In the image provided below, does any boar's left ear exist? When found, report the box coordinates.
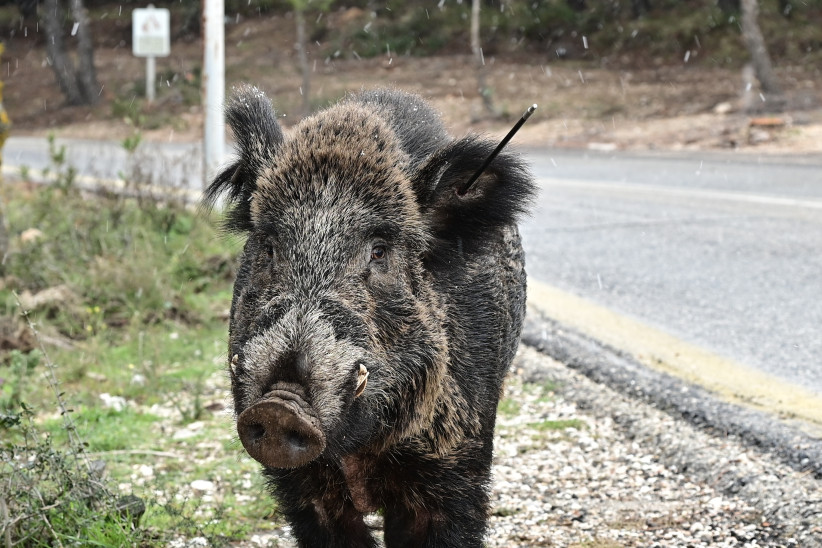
[202,85,284,233]
[411,136,535,244]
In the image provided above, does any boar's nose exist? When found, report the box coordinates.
[237,388,326,469]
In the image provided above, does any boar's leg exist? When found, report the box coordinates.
[285,504,376,548]
[383,488,489,548]
[264,464,378,548]
[381,449,491,548]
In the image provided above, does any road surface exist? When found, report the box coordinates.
[520,149,822,404]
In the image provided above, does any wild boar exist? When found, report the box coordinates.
[204,86,535,547]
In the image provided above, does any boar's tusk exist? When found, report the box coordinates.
[230,354,239,377]
[355,364,369,399]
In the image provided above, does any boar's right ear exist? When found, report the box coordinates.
[202,85,284,233]
[411,136,535,246]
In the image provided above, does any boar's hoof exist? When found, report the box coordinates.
[237,392,325,469]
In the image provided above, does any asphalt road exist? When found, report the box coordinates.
[5,137,822,401]
[520,149,822,396]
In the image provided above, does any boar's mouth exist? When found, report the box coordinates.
[237,386,325,469]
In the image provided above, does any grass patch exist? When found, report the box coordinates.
[498,396,522,418]
[42,406,160,452]
[0,145,284,544]
[527,418,587,432]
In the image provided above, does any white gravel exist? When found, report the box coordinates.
[231,345,821,547]
[487,345,820,547]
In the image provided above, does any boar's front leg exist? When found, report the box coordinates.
[381,446,491,548]
[264,464,378,548]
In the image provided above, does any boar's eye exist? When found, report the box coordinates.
[370,244,387,263]
[265,243,275,262]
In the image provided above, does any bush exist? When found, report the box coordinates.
[0,406,141,546]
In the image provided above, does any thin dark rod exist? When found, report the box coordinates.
[456,104,538,196]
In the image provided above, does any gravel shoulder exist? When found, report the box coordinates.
[495,341,821,547]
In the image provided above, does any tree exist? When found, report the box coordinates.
[0,45,8,274]
[289,0,332,116]
[471,0,496,117]
[740,0,785,110]
[631,0,652,18]
[41,0,100,106]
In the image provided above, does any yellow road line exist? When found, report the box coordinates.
[528,278,822,434]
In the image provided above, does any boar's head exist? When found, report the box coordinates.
[204,86,532,470]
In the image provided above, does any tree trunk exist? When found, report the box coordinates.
[69,0,99,104]
[631,0,652,18]
[717,0,740,14]
[471,0,495,117]
[42,0,84,105]
[41,0,98,106]
[294,7,311,116]
[0,44,8,274]
[740,0,785,110]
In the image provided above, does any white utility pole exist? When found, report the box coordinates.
[202,0,225,188]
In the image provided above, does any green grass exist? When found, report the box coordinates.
[527,418,587,432]
[43,406,161,451]
[497,396,522,418]
[0,150,283,545]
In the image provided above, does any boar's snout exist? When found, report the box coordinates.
[237,387,325,469]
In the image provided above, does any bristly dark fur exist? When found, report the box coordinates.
[343,88,450,171]
[204,86,535,548]
[412,135,533,245]
[202,84,285,233]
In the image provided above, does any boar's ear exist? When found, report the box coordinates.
[412,136,535,244]
[202,85,284,233]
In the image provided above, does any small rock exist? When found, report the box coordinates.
[20,228,44,244]
[115,495,146,526]
[205,401,225,412]
[136,464,154,478]
[18,285,78,310]
[190,479,215,493]
[99,393,128,412]
[87,371,107,382]
[173,428,197,440]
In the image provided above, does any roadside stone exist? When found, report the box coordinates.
[190,479,215,493]
[173,421,205,440]
[130,373,147,386]
[99,392,128,412]
[136,464,154,478]
[20,228,44,244]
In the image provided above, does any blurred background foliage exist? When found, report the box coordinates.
[0,0,819,65]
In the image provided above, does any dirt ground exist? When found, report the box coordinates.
[3,12,821,155]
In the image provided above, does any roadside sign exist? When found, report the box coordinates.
[132,6,170,57]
